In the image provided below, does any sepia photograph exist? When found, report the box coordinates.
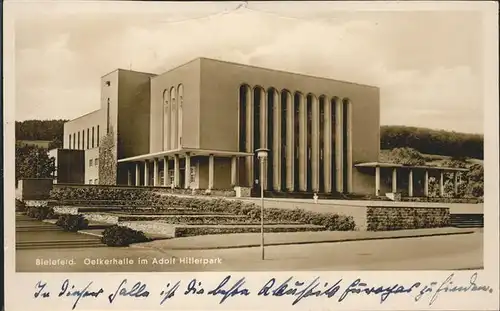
[10,1,488,275]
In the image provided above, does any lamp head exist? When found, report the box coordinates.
[255,148,270,160]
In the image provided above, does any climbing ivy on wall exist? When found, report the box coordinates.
[98,126,117,185]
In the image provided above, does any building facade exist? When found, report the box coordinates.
[57,57,463,196]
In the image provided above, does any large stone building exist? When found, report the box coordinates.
[54,57,465,197]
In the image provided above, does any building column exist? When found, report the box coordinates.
[285,93,294,191]
[298,94,307,191]
[260,88,268,190]
[208,154,214,190]
[163,156,169,187]
[346,100,353,193]
[127,166,132,186]
[173,154,180,188]
[272,91,281,191]
[335,99,344,193]
[454,172,459,195]
[392,168,397,193]
[375,166,381,196]
[153,158,159,186]
[439,171,444,196]
[144,160,150,186]
[245,86,254,187]
[408,169,414,197]
[311,96,320,192]
[231,156,237,187]
[424,170,429,197]
[323,98,332,193]
[135,162,140,186]
[184,153,191,189]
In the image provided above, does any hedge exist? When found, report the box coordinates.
[153,196,356,231]
[101,225,151,247]
[26,206,56,220]
[50,187,153,202]
[56,214,89,232]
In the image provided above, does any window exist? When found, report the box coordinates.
[82,130,85,149]
[97,126,100,146]
[92,127,95,148]
[94,179,98,184]
[73,133,76,149]
[95,158,99,167]
[89,180,93,184]
[89,159,93,167]
[190,166,196,183]
[77,132,80,149]
[87,129,90,149]
[69,135,72,149]
[169,169,175,185]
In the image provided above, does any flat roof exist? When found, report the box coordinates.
[118,148,254,163]
[355,162,468,172]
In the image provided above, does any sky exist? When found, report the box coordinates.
[11,1,486,134]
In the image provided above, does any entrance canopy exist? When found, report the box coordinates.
[355,161,468,197]
[355,161,468,172]
[118,148,254,163]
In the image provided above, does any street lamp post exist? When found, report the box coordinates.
[255,148,269,260]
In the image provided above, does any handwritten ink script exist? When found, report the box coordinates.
[33,273,494,309]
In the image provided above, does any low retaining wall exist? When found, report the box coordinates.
[17,179,53,200]
[366,206,450,231]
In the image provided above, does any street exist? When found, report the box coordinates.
[16,230,483,272]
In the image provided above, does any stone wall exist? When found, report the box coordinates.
[98,126,117,185]
[366,206,450,231]
[17,178,53,200]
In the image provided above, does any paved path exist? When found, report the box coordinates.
[133,227,477,250]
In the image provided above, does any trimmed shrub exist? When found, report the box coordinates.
[15,199,26,213]
[56,214,89,232]
[101,225,151,247]
[26,205,56,220]
[49,186,154,202]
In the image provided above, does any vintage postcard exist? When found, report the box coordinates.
[3,1,499,310]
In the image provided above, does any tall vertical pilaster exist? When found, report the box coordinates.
[335,99,344,193]
[298,94,307,191]
[323,98,332,193]
[346,100,353,193]
[311,96,320,192]
[260,88,268,190]
[286,93,294,191]
[245,86,254,187]
[273,91,281,191]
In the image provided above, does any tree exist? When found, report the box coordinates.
[15,143,56,185]
[387,147,426,166]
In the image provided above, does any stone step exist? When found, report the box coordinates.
[17,238,101,245]
[16,243,106,250]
